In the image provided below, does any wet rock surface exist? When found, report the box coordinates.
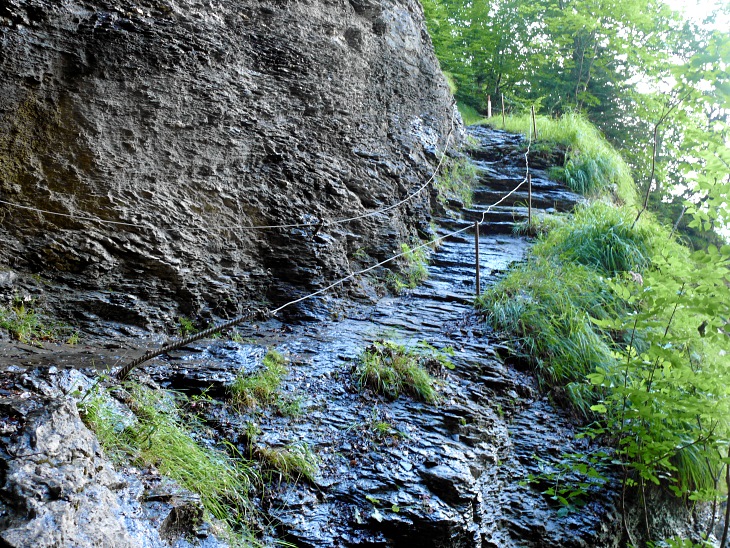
[0,0,455,330]
[0,367,222,547]
[139,126,619,546]
[0,126,625,546]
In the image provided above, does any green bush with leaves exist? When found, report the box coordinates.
[587,246,730,496]
[354,340,442,403]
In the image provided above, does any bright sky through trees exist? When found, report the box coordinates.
[664,0,730,30]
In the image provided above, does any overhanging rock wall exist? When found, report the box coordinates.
[0,0,456,330]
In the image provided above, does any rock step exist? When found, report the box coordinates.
[436,218,519,235]
[474,174,567,194]
[471,188,581,211]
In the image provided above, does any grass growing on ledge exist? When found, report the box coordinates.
[386,242,430,293]
[483,111,637,206]
[434,156,478,207]
[478,194,730,500]
[354,340,440,403]
[477,200,669,412]
[457,102,484,125]
[256,442,318,483]
[477,256,618,414]
[0,294,74,345]
[79,383,258,543]
[231,349,288,409]
[535,200,656,276]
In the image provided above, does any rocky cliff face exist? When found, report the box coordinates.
[0,0,456,330]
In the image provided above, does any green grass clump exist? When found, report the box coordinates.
[478,201,663,408]
[0,295,65,345]
[477,257,617,413]
[484,112,637,206]
[536,201,655,276]
[434,156,478,207]
[354,340,440,403]
[387,242,430,293]
[256,443,318,483]
[231,349,288,409]
[80,383,257,537]
[457,102,485,126]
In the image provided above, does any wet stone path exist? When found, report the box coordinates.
[150,126,620,547]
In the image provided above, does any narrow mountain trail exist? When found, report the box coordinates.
[143,126,620,547]
[0,126,622,547]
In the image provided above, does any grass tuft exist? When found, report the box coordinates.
[457,102,484,125]
[79,383,257,540]
[477,256,617,402]
[0,295,72,345]
[434,156,478,207]
[256,443,319,483]
[354,340,441,403]
[231,349,288,409]
[536,201,655,276]
[387,242,430,293]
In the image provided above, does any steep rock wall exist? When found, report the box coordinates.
[0,0,456,329]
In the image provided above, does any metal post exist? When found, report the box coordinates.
[528,173,532,226]
[474,221,480,296]
[531,105,538,140]
[501,94,505,128]
[487,95,492,118]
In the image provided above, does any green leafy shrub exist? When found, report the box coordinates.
[177,316,197,336]
[354,340,442,403]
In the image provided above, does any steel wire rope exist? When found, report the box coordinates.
[114,134,533,381]
[0,114,457,233]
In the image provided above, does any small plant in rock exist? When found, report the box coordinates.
[79,382,259,543]
[255,442,319,483]
[177,316,196,337]
[231,349,288,409]
[241,421,318,482]
[434,156,478,207]
[386,243,430,294]
[275,395,304,418]
[351,247,371,262]
[366,406,403,442]
[354,340,441,403]
[0,294,67,345]
[521,452,609,517]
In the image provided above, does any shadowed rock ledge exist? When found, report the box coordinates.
[0,0,457,330]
